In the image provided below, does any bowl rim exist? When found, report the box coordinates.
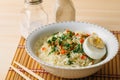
[25,21,119,70]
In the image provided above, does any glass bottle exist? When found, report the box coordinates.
[21,0,48,39]
[55,0,75,22]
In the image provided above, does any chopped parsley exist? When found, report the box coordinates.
[47,30,85,55]
[67,31,74,37]
[80,44,84,53]
[73,44,80,53]
[63,43,70,50]
[88,56,94,61]
[48,46,58,55]
[52,32,58,35]
[73,44,84,53]
[52,36,57,41]
[61,34,67,40]
[47,40,52,44]
[68,60,73,65]
[58,38,62,45]
[66,53,70,58]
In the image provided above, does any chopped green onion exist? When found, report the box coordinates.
[52,36,57,41]
[80,44,84,53]
[88,56,93,61]
[47,40,52,44]
[48,51,53,55]
[66,53,70,58]
[64,43,70,50]
[61,34,66,40]
[67,31,74,37]
[58,39,62,45]
[73,44,80,53]
[48,46,58,55]
[68,60,73,65]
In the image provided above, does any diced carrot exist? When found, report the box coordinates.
[80,38,84,43]
[60,49,67,54]
[42,47,46,51]
[66,29,70,32]
[80,55,86,60]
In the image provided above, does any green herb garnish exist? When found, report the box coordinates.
[67,31,74,37]
[68,60,73,65]
[47,40,52,44]
[66,53,70,58]
[58,38,62,45]
[88,56,93,61]
[73,44,80,53]
[48,46,58,55]
[73,44,84,53]
[63,43,70,50]
[52,36,57,41]
[61,34,66,40]
[80,44,84,53]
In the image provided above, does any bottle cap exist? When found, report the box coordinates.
[25,0,42,5]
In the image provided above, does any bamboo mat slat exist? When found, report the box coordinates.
[5,31,120,80]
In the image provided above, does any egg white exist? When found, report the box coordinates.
[83,37,106,59]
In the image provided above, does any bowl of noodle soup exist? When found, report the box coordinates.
[26,22,119,78]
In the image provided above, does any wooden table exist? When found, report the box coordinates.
[0,0,120,79]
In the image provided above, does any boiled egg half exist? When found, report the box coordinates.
[83,33,106,59]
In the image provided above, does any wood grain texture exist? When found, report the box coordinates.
[5,32,120,80]
[0,0,120,79]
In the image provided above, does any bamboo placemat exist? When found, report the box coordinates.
[5,31,120,80]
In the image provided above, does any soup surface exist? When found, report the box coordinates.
[37,30,105,67]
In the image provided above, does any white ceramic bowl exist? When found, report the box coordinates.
[25,22,119,78]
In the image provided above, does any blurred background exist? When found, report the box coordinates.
[0,0,120,79]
